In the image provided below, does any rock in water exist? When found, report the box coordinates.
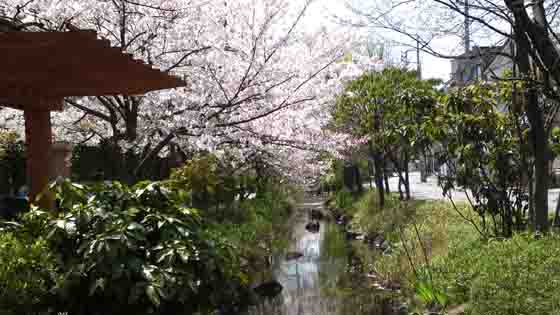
[335,214,352,226]
[253,280,283,299]
[310,209,324,221]
[345,230,362,240]
[217,284,257,315]
[377,240,390,251]
[305,220,320,233]
[285,251,304,261]
[364,232,381,245]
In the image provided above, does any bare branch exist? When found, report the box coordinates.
[65,99,112,123]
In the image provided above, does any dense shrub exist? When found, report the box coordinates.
[432,234,560,315]
[209,190,294,278]
[333,189,355,210]
[169,153,256,213]
[0,232,59,314]
[13,180,249,315]
[1,150,299,315]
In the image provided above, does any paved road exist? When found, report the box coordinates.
[364,172,560,213]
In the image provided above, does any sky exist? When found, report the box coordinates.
[302,0,457,82]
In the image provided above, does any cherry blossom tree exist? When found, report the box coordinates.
[1,0,387,184]
[0,2,313,174]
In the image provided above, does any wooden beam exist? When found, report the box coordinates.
[24,109,54,209]
[0,82,183,98]
[0,31,185,98]
[0,96,64,111]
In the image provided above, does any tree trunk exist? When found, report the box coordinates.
[255,161,264,198]
[420,150,427,183]
[343,163,356,192]
[405,150,411,200]
[370,141,385,208]
[133,132,175,179]
[528,172,535,226]
[396,154,405,200]
[514,24,550,232]
[421,151,429,183]
[398,175,404,200]
[355,165,363,194]
[531,129,550,232]
[383,160,391,193]
[368,160,374,189]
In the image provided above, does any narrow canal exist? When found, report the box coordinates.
[248,197,406,315]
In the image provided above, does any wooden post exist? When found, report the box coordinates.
[24,109,54,209]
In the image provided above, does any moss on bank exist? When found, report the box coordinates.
[330,189,560,315]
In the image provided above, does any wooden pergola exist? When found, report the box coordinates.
[0,30,185,208]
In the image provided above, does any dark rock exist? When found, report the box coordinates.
[364,233,391,251]
[329,208,342,220]
[345,230,362,240]
[364,232,381,245]
[305,220,320,233]
[347,255,364,274]
[335,214,351,226]
[382,246,393,255]
[239,257,250,268]
[218,302,250,315]
[394,303,409,315]
[252,280,283,299]
[329,207,341,215]
[310,209,324,221]
[285,251,304,261]
[377,240,390,251]
[381,280,401,291]
[217,288,258,315]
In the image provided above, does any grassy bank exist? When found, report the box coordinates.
[208,189,299,283]
[328,189,560,315]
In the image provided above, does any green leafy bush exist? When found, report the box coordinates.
[428,83,529,237]
[0,232,59,314]
[20,180,249,315]
[334,189,355,210]
[169,153,243,212]
[210,190,294,279]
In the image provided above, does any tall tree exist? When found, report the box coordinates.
[0,0,347,183]
[331,67,440,205]
[345,0,560,232]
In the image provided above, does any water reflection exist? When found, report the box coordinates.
[276,223,323,291]
[248,199,402,315]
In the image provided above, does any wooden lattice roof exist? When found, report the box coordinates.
[0,29,187,209]
[0,30,186,110]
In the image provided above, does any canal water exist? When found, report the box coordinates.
[248,197,404,315]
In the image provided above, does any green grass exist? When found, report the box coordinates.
[332,188,560,315]
[321,223,349,259]
[432,233,560,315]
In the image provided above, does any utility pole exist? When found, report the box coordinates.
[416,40,422,80]
[416,39,429,183]
[464,0,470,53]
